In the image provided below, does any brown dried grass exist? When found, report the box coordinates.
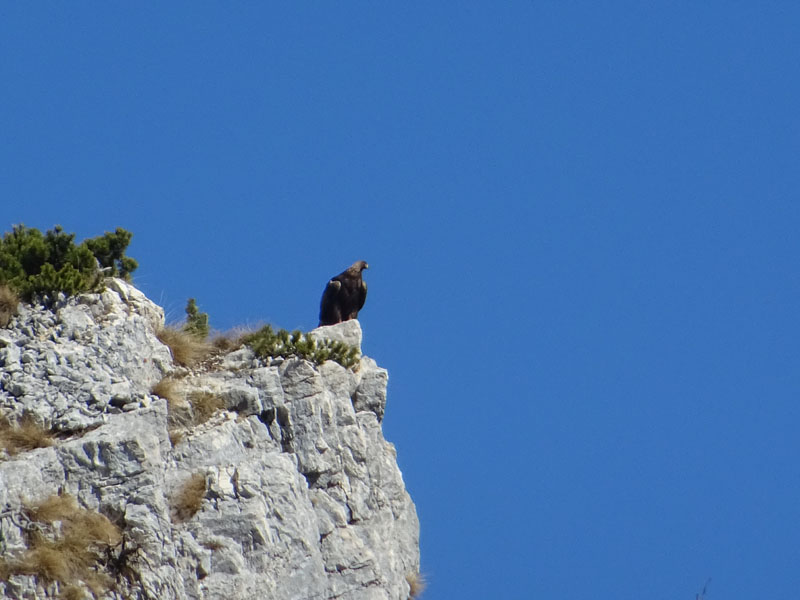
[151,377,180,405]
[188,391,225,424]
[153,377,193,432]
[60,585,88,600]
[153,378,225,432]
[27,493,80,523]
[3,493,121,596]
[0,414,54,456]
[28,494,121,547]
[0,284,19,328]
[201,539,225,551]
[211,334,239,352]
[171,473,207,523]
[168,429,185,447]
[157,326,212,367]
[407,572,427,598]
[210,325,257,352]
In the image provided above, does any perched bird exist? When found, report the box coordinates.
[318,260,368,326]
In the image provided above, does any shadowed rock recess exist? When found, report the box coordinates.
[0,279,419,600]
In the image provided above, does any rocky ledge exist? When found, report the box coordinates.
[0,279,419,600]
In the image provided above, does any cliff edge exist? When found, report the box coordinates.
[0,279,420,600]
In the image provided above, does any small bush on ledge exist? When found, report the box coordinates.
[243,325,360,369]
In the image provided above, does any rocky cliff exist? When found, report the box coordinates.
[0,279,420,600]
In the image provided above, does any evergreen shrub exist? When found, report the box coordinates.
[243,325,360,369]
[0,225,137,303]
[183,298,209,339]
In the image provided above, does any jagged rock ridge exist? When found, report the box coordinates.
[0,279,420,599]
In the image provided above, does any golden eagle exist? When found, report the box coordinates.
[319,260,368,326]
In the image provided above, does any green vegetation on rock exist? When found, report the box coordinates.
[82,227,138,280]
[0,225,137,303]
[243,325,360,369]
[183,298,210,339]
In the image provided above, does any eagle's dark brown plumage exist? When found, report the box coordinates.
[319,260,369,326]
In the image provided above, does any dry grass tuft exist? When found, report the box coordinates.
[0,414,54,456]
[168,429,184,447]
[211,334,239,352]
[188,391,226,424]
[27,493,80,523]
[60,584,88,600]
[151,377,180,405]
[0,284,19,328]
[14,536,88,582]
[210,326,256,352]
[27,494,121,548]
[201,539,225,551]
[157,326,212,367]
[80,512,121,547]
[171,473,207,523]
[3,493,121,596]
[407,572,426,598]
[153,377,193,432]
[154,378,226,434]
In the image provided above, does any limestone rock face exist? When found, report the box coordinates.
[308,319,364,349]
[0,280,419,600]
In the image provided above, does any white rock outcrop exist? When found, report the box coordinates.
[0,280,419,600]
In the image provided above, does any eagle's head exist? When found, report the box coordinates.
[351,260,369,272]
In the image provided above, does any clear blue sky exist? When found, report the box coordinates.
[2,4,799,599]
